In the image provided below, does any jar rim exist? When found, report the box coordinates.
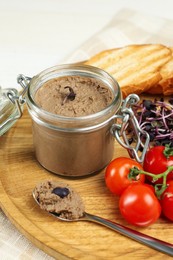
[26,64,122,128]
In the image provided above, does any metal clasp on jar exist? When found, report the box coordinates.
[111,94,150,163]
[0,75,31,134]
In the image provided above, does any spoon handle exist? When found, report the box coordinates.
[85,213,173,256]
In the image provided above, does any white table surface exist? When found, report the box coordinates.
[0,0,173,259]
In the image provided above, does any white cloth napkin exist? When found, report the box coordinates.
[65,8,173,63]
[1,8,173,260]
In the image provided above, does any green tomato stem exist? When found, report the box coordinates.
[163,144,173,158]
[129,165,173,199]
[136,166,173,180]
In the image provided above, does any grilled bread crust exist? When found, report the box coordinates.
[158,47,173,95]
[85,44,172,97]
[147,47,173,95]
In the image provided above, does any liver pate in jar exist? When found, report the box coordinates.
[24,64,122,177]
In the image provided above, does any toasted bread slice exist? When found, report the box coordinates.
[159,47,173,95]
[147,47,173,95]
[85,44,172,97]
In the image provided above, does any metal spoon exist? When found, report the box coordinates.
[33,192,173,256]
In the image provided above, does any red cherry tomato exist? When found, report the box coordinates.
[105,157,145,196]
[143,146,173,184]
[119,183,161,227]
[160,180,173,221]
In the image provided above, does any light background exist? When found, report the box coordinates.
[0,0,173,258]
[0,0,173,89]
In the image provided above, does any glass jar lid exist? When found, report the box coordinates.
[0,87,23,136]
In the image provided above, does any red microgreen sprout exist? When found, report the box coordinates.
[129,98,173,148]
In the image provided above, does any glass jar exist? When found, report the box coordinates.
[0,64,150,178]
[26,64,121,177]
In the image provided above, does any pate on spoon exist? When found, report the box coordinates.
[33,180,173,257]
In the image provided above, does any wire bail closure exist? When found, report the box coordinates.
[0,75,31,134]
[111,94,150,163]
[0,88,24,134]
[17,74,31,100]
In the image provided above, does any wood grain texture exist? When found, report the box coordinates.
[0,107,173,260]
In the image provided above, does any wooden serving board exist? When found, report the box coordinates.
[0,108,173,260]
